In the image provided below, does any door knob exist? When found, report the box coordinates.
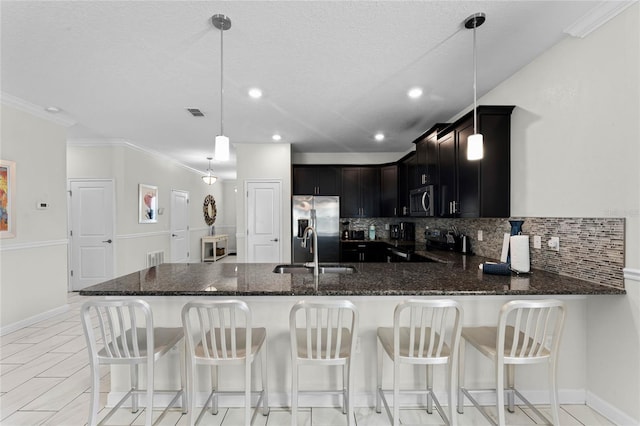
[102,239,112,244]
[270,238,279,242]
[172,234,177,237]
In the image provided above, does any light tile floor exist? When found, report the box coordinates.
[1,291,616,426]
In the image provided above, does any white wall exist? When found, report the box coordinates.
[235,143,292,262]
[67,142,227,275]
[474,4,639,423]
[0,105,69,329]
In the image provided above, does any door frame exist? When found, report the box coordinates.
[67,178,116,292]
[170,189,190,263]
[244,179,284,263]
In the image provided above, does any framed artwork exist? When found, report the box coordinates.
[139,184,158,223]
[0,160,16,238]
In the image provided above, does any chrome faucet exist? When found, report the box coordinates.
[301,226,319,277]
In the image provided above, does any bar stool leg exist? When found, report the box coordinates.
[88,362,100,426]
[291,364,298,426]
[496,359,506,426]
[145,362,154,426]
[211,365,219,415]
[261,344,269,415]
[507,364,515,413]
[244,361,251,426]
[426,365,433,414]
[393,359,400,426]
[131,365,139,413]
[550,359,561,425]
[376,339,382,413]
[457,338,466,414]
[347,361,355,426]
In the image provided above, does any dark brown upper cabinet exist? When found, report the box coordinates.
[437,105,514,218]
[380,165,398,217]
[341,167,380,218]
[292,165,341,195]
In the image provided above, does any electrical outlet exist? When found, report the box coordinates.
[477,230,483,241]
[533,236,542,249]
[548,237,560,252]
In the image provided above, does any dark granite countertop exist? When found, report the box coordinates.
[79,252,625,297]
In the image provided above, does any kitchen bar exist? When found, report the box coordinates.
[79,256,624,414]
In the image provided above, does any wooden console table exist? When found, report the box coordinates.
[201,234,228,262]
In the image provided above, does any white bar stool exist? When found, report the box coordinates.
[376,299,463,426]
[458,299,566,426]
[181,300,268,426]
[289,300,359,426]
[80,299,185,426]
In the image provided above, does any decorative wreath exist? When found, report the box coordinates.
[203,195,217,226]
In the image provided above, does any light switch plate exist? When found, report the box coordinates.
[533,235,541,249]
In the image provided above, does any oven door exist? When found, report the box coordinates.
[386,247,410,262]
[409,186,435,217]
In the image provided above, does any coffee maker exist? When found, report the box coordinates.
[389,224,400,239]
[399,222,415,241]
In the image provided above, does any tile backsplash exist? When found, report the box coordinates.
[343,216,625,289]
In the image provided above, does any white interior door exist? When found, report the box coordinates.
[170,190,189,262]
[69,180,115,291]
[247,181,281,262]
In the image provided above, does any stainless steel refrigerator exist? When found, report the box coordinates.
[292,196,340,263]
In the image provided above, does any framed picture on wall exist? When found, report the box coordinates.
[139,183,158,224]
[0,160,16,238]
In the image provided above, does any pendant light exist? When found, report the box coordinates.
[465,12,486,161]
[212,14,231,162]
[202,157,217,185]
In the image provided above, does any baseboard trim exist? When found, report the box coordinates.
[587,391,639,426]
[0,304,70,336]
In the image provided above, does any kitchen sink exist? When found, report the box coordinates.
[272,264,357,274]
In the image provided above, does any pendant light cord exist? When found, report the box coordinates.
[220,25,224,136]
[473,21,478,134]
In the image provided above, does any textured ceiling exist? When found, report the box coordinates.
[0,1,626,180]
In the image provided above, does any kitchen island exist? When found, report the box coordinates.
[79,254,624,411]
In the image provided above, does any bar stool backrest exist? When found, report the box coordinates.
[393,299,462,362]
[290,300,358,361]
[182,300,252,361]
[498,300,566,364]
[81,299,154,364]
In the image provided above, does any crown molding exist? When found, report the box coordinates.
[564,1,636,38]
[0,92,77,127]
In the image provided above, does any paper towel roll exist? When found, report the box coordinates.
[510,235,530,273]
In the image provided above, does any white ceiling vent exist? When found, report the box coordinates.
[186,108,204,117]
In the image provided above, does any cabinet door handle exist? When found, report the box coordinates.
[270,238,279,242]
[102,239,112,244]
[394,207,397,216]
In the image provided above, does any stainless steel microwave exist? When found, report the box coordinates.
[409,185,435,217]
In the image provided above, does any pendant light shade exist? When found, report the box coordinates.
[215,135,229,162]
[467,133,484,160]
[465,12,486,161]
[202,157,217,185]
[212,14,231,162]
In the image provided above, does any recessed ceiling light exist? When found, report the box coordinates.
[45,106,61,113]
[407,87,423,99]
[248,88,263,99]
[272,134,282,142]
[374,133,385,142]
